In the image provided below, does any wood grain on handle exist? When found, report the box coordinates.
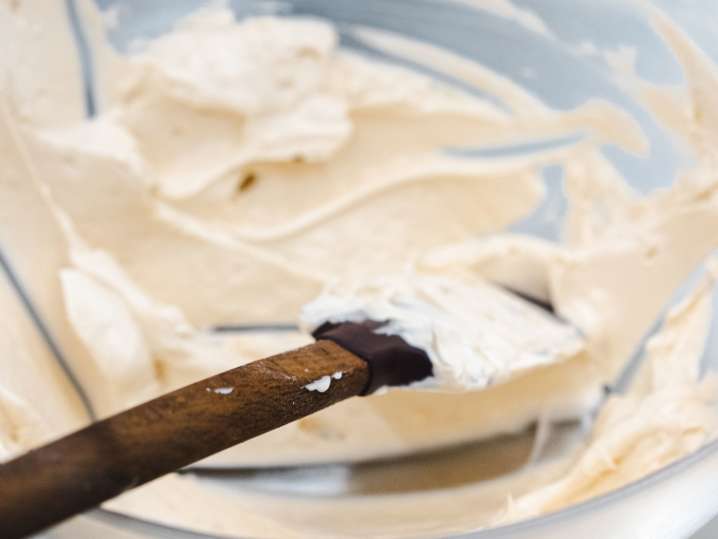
[0,340,368,539]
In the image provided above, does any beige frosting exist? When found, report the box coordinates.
[2,2,718,538]
[496,266,718,524]
[0,0,87,127]
[0,276,85,460]
[2,6,639,465]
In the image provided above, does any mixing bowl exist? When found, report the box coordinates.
[4,0,718,537]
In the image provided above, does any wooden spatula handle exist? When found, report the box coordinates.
[0,340,368,539]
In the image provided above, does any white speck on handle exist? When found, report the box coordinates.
[304,375,332,393]
[213,387,234,395]
[304,371,344,393]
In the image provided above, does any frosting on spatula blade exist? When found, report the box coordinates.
[303,276,585,392]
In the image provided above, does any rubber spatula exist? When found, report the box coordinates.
[0,297,579,539]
